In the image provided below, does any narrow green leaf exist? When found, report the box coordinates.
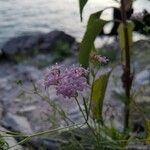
[117,21,134,49]
[79,0,88,21]
[145,119,150,144]
[91,71,111,121]
[79,11,107,68]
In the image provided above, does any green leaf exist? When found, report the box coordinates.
[16,80,23,85]
[79,11,107,68]
[79,0,88,21]
[91,71,111,121]
[117,21,134,49]
[145,119,150,144]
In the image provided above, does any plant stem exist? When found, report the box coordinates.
[7,123,84,149]
[120,0,132,131]
[74,97,101,147]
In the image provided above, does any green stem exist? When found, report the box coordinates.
[74,97,100,147]
[7,123,84,149]
[74,97,87,122]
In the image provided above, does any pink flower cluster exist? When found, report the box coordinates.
[41,64,89,98]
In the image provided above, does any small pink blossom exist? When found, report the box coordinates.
[96,55,109,64]
[90,53,109,64]
[41,64,64,88]
[41,64,89,98]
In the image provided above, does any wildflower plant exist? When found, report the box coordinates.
[1,0,149,149]
[41,64,89,98]
[38,62,114,149]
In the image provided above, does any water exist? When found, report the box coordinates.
[0,0,150,47]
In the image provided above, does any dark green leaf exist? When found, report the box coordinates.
[91,71,111,121]
[16,80,23,85]
[79,0,88,21]
[79,11,107,68]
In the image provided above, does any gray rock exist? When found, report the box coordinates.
[18,105,37,114]
[132,40,150,72]
[135,69,150,86]
[0,77,12,91]
[15,65,41,81]
[39,30,75,52]
[0,102,4,119]
[101,41,120,52]
[2,32,44,55]
[1,112,33,135]
[30,138,65,150]
[2,30,75,59]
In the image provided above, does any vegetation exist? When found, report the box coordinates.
[0,136,8,150]
[0,0,150,149]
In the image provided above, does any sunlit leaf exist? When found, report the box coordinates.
[91,71,111,121]
[79,0,88,21]
[117,21,134,50]
[79,11,107,68]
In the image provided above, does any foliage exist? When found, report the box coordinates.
[117,21,134,49]
[91,72,111,121]
[0,0,149,149]
[52,40,71,62]
[79,11,107,68]
[0,135,9,150]
[79,0,88,21]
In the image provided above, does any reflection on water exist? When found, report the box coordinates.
[0,0,150,47]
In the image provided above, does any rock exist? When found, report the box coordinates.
[0,49,3,60]
[0,102,4,119]
[0,49,2,55]
[133,69,150,104]
[39,30,75,52]
[135,69,150,86]
[0,77,12,91]
[30,138,65,150]
[2,32,44,56]
[1,112,33,135]
[0,126,23,150]
[2,30,75,59]
[15,65,41,81]
[132,40,150,72]
[101,41,120,52]
[22,54,55,68]
[67,106,83,122]
[18,105,37,114]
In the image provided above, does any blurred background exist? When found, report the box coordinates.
[0,0,150,47]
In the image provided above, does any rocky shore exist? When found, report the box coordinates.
[0,30,150,149]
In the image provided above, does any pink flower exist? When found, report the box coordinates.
[90,53,109,64]
[41,64,89,98]
[41,64,64,88]
[96,55,109,64]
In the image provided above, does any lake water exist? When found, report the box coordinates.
[0,0,150,47]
